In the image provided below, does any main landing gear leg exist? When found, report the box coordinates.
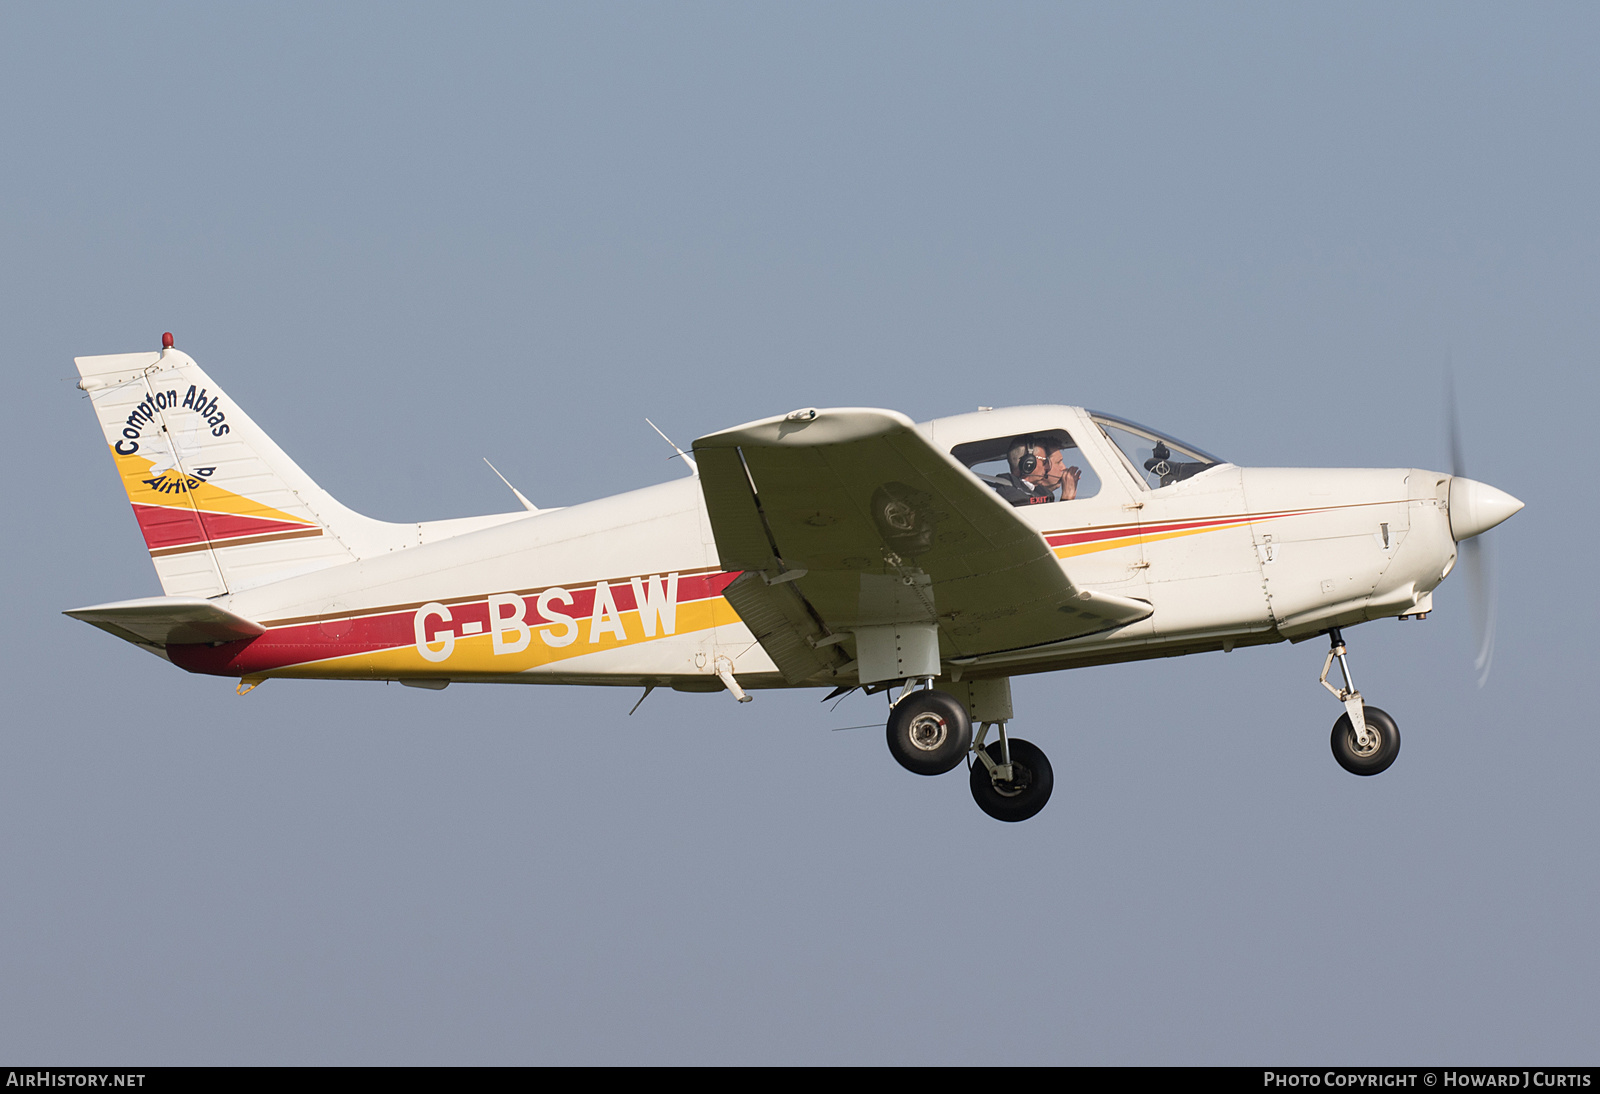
[882,676,1054,821]
[969,721,1054,822]
[885,679,972,776]
[1320,627,1401,776]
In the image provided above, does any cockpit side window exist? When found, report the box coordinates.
[1091,414,1222,491]
[950,429,1101,507]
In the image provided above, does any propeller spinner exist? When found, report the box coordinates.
[1447,379,1524,687]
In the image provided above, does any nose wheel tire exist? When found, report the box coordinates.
[886,690,972,776]
[970,738,1054,822]
[1330,705,1401,776]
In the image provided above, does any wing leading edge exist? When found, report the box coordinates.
[693,409,1150,684]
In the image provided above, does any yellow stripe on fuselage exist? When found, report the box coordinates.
[265,595,744,680]
[1051,519,1254,559]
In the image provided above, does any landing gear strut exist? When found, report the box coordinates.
[881,678,1055,820]
[1320,627,1401,776]
[968,722,1054,822]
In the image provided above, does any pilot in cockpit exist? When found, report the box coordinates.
[994,437,1054,506]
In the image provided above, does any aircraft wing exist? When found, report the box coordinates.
[64,596,266,649]
[692,409,1150,684]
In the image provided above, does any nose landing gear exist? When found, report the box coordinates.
[1331,704,1400,775]
[1319,627,1401,776]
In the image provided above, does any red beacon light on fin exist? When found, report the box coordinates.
[161,332,174,349]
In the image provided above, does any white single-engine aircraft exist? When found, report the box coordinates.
[67,336,1523,821]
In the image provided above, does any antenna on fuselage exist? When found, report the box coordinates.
[482,458,540,513]
[645,418,698,475]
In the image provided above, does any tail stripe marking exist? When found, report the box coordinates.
[131,502,321,552]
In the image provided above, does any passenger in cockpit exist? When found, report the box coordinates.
[1042,444,1084,501]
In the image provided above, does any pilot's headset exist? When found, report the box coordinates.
[1008,436,1041,478]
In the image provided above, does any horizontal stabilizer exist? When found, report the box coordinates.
[64,596,266,648]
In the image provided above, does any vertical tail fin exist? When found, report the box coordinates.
[76,344,415,596]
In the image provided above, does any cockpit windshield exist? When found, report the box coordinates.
[1091,414,1223,490]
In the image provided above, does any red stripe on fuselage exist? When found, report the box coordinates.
[1042,506,1333,549]
[168,570,742,676]
[1043,516,1239,548]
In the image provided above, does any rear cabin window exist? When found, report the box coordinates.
[951,430,1101,507]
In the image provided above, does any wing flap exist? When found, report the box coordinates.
[718,572,848,684]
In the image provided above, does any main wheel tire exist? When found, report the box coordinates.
[1330,705,1401,776]
[885,690,972,776]
[969,738,1054,822]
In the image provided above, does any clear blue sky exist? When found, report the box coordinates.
[3,2,1594,1063]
